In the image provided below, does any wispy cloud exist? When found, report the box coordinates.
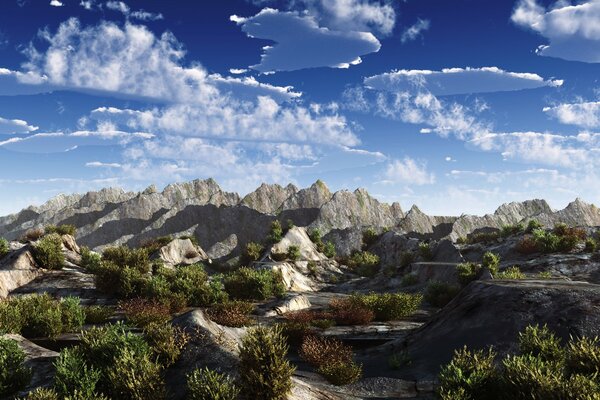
[401,18,430,43]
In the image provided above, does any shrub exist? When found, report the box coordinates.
[307,261,317,276]
[362,228,378,249]
[102,246,150,273]
[60,296,86,332]
[496,266,525,280]
[54,347,102,398]
[171,264,227,307]
[84,305,113,325]
[328,297,374,325]
[223,267,286,300]
[401,273,418,287]
[268,220,284,243]
[22,227,45,242]
[80,247,102,272]
[207,301,255,327]
[502,354,564,399]
[0,238,8,258]
[32,233,65,270]
[16,294,64,338]
[0,299,23,334]
[584,238,597,253]
[388,351,412,369]
[349,251,380,277]
[424,281,461,307]
[243,242,264,264]
[300,335,353,367]
[537,271,553,279]
[140,236,173,254]
[468,231,500,244]
[22,388,60,400]
[438,346,498,400]
[119,298,171,328]
[95,262,149,299]
[0,337,31,397]
[419,242,433,261]
[309,229,322,246]
[144,276,187,312]
[526,219,543,233]
[45,224,76,236]
[456,262,481,286]
[482,252,500,277]
[187,367,240,400]
[501,223,525,238]
[107,347,165,400]
[286,245,300,261]
[239,325,295,400]
[349,292,422,321]
[564,336,600,377]
[317,361,362,386]
[519,324,564,362]
[278,321,312,347]
[322,241,336,258]
[144,323,190,367]
[563,374,600,400]
[516,236,539,255]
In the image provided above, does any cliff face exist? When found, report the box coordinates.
[1,179,599,261]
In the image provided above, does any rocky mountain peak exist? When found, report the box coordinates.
[241,183,299,214]
[280,180,333,211]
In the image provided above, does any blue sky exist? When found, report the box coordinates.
[0,0,599,216]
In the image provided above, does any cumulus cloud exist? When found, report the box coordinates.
[401,18,430,43]
[512,0,600,63]
[544,101,600,129]
[231,8,381,72]
[380,157,435,185]
[50,0,64,6]
[364,66,563,96]
[0,117,38,134]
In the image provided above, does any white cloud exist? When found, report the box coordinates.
[512,0,600,63]
[105,1,163,21]
[231,8,381,73]
[208,74,301,102]
[0,117,38,134]
[543,101,600,129]
[401,18,430,43]
[380,157,435,185]
[80,0,94,10]
[229,68,248,75]
[86,161,122,168]
[364,66,563,96]
[50,0,64,6]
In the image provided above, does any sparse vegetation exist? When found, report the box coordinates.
[584,238,597,253]
[496,266,526,280]
[362,227,379,249]
[424,281,461,307]
[32,233,65,270]
[439,346,498,400]
[119,298,171,328]
[187,367,240,400]
[140,235,173,254]
[456,262,482,286]
[400,251,415,268]
[84,305,113,324]
[286,245,300,261]
[0,238,9,259]
[243,241,264,264]
[239,325,295,400]
[317,361,362,386]
[328,297,374,325]
[102,245,150,273]
[0,337,31,397]
[299,335,362,386]
[526,219,544,233]
[348,292,422,321]
[309,229,336,258]
[54,347,102,399]
[482,252,500,276]
[348,251,380,277]
[501,223,525,237]
[518,225,586,255]
[537,271,553,279]
[223,267,285,301]
[419,242,433,261]
[21,227,45,242]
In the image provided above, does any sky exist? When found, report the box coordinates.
[0,0,599,216]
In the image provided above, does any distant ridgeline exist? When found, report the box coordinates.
[1,179,598,262]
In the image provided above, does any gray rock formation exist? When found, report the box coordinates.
[242,183,298,214]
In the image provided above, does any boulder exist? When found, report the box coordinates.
[264,294,311,317]
[271,227,328,262]
[0,245,40,298]
[153,238,208,267]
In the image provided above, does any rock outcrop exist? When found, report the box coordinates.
[152,238,209,268]
[242,183,298,214]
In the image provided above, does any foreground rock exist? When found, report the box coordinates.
[0,244,40,298]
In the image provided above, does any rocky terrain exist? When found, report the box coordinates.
[1,180,600,399]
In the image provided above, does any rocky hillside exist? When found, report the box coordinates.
[1,179,599,262]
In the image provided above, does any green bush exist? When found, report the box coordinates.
[456,262,481,286]
[584,238,597,253]
[268,220,284,243]
[309,229,336,258]
[187,367,240,400]
[349,251,380,277]
[349,292,422,321]
[424,281,461,307]
[419,242,433,261]
[362,228,379,249]
[482,252,500,277]
[84,306,113,325]
[95,262,149,299]
[243,242,264,264]
[0,337,31,397]
[565,336,600,377]
[60,296,86,332]
[223,267,285,300]
[45,224,77,236]
[519,324,564,362]
[16,294,65,338]
[170,264,227,306]
[0,299,23,334]
[102,246,150,273]
[54,347,102,398]
[239,325,295,400]
[526,219,543,233]
[22,388,60,400]
[563,374,600,400]
[438,347,498,400]
[143,323,189,368]
[501,223,525,237]
[309,229,322,246]
[286,245,300,261]
[317,361,362,386]
[322,241,336,258]
[80,247,102,272]
[32,233,65,270]
[207,301,255,327]
[496,266,525,280]
[144,275,187,312]
[107,347,165,400]
[502,354,564,399]
[0,238,9,258]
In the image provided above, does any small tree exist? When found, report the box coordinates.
[239,325,295,400]
[268,220,283,243]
